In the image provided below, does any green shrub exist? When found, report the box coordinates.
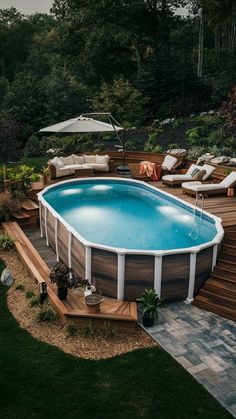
[0,234,14,250]
[125,140,137,151]
[30,296,40,307]
[37,308,58,323]
[186,127,201,146]
[94,143,106,152]
[0,192,21,221]
[187,146,206,160]
[15,283,25,291]
[167,143,180,150]
[66,322,77,337]
[25,290,35,299]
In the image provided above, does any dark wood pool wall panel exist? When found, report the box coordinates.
[124,255,154,300]
[71,236,85,278]
[47,211,56,251]
[194,247,214,296]
[91,248,118,298]
[161,253,190,302]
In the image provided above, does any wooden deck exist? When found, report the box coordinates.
[3,221,138,332]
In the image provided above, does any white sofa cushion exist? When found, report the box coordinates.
[89,163,109,172]
[72,154,85,164]
[96,154,110,164]
[84,154,96,164]
[50,157,64,168]
[61,155,74,165]
[162,155,177,171]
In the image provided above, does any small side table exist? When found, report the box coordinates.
[74,168,94,177]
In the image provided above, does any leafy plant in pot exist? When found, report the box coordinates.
[137,288,161,327]
[50,262,73,300]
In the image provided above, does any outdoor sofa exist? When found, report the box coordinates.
[48,154,115,179]
[162,163,216,187]
[182,171,236,197]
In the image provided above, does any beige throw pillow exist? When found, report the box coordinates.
[96,155,110,164]
[84,155,96,164]
[72,154,85,164]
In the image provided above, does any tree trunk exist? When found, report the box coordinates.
[197,7,204,78]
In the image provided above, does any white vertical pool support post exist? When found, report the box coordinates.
[154,256,162,298]
[39,202,43,237]
[212,244,218,271]
[186,252,197,303]
[85,246,91,283]
[68,232,72,268]
[44,206,49,246]
[117,254,125,300]
[55,218,59,262]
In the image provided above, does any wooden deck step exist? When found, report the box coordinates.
[12,210,30,219]
[193,227,236,321]
[21,199,39,211]
[193,294,236,322]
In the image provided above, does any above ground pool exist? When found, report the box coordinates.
[38,178,224,302]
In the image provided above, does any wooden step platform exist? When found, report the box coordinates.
[3,221,137,332]
[193,228,236,322]
[12,198,39,228]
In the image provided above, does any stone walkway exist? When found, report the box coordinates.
[143,302,236,417]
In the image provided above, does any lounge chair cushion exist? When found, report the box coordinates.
[61,155,74,165]
[72,154,85,164]
[162,155,178,171]
[220,171,236,188]
[202,164,215,180]
[162,174,193,182]
[84,154,96,164]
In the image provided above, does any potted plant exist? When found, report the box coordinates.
[30,173,44,191]
[137,288,161,327]
[41,166,51,185]
[50,262,72,300]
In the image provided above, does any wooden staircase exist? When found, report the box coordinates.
[12,198,39,228]
[193,226,236,321]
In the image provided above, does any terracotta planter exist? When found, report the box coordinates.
[227,187,234,197]
[30,176,44,191]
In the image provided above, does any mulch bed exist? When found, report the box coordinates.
[0,248,156,360]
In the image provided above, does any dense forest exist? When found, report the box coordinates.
[1,0,236,157]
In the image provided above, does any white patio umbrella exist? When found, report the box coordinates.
[39,113,128,170]
[39,114,123,134]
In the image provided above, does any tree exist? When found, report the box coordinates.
[91,78,147,127]
[0,117,21,164]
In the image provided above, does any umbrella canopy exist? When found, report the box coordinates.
[39,115,123,133]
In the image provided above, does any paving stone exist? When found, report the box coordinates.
[143,301,236,417]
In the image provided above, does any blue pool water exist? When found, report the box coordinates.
[43,179,217,251]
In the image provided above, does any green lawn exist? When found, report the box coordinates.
[0,261,232,418]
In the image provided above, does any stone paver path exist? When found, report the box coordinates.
[144,302,236,417]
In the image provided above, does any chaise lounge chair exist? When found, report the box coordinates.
[162,164,215,187]
[182,171,236,197]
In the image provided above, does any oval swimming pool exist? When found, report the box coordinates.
[38,178,224,302]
